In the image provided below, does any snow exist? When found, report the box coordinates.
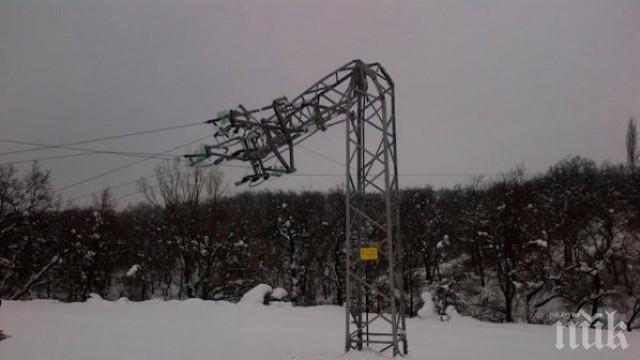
[238,284,272,305]
[271,287,288,300]
[529,239,548,248]
[125,264,140,277]
[0,299,637,360]
[445,305,459,318]
[86,293,103,303]
[417,292,436,319]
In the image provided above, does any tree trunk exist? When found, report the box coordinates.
[10,255,59,300]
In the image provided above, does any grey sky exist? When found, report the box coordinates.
[1,0,639,206]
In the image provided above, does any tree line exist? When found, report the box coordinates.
[0,120,638,329]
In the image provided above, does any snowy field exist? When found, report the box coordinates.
[1,297,638,360]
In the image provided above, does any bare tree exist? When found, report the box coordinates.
[139,159,223,208]
[137,159,224,298]
[0,164,59,300]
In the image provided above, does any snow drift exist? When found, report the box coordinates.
[1,298,637,360]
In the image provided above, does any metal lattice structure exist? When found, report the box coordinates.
[185,59,407,356]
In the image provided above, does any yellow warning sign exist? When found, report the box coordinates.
[360,247,379,261]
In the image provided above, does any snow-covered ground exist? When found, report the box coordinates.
[0,297,637,360]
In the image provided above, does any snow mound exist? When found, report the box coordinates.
[184,298,204,304]
[270,287,288,300]
[417,292,436,319]
[445,305,459,318]
[239,284,272,305]
[86,293,104,303]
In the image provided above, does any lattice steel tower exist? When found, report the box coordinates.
[186,59,407,356]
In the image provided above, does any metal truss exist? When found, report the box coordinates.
[185,59,407,355]
[343,62,406,356]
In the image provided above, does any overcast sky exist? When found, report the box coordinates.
[1,0,639,206]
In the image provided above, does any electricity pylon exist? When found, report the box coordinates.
[186,59,407,356]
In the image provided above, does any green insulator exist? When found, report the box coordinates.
[216,110,230,124]
[272,165,286,176]
[194,145,210,158]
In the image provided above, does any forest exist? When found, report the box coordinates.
[1,142,639,330]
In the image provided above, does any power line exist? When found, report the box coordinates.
[70,162,250,203]
[0,138,182,163]
[296,144,495,177]
[259,121,344,165]
[107,172,495,205]
[112,183,159,203]
[286,173,494,177]
[0,148,177,166]
[53,134,212,194]
[0,121,206,156]
[2,152,109,165]
[298,144,346,167]
[75,170,487,204]
[399,173,497,177]
[69,176,154,202]
[63,138,491,203]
